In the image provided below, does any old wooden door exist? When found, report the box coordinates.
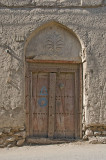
[55,73,75,138]
[26,62,81,139]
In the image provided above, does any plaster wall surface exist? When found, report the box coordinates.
[0,0,106,7]
[0,1,106,132]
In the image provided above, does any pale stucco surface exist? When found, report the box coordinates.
[0,1,106,131]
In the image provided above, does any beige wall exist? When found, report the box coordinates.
[0,1,106,131]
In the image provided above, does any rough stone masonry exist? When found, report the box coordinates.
[0,0,106,147]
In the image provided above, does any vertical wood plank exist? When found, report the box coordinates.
[34,73,49,137]
[79,64,83,138]
[26,114,30,136]
[55,73,66,138]
[74,71,79,138]
[55,73,75,138]
[25,64,30,136]
[64,73,75,138]
[48,73,56,138]
[32,73,38,113]
[32,73,38,136]
[29,72,33,136]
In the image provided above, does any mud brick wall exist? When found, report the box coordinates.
[0,0,106,146]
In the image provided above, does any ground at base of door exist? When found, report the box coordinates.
[26,137,81,145]
[0,143,106,160]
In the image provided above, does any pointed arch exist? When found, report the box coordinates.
[24,21,83,62]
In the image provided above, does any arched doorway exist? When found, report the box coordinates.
[25,21,82,142]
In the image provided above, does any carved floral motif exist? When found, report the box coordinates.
[46,32,64,54]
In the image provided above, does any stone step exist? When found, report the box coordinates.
[26,137,75,145]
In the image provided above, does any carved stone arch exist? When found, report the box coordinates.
[24,21,82,62]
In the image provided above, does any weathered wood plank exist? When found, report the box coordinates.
[55,73,75,138]
[33,72,49,137]
[29,72,33,136]
[48,73,56,138]
[26,59,81,64]
[55,73,65,137]
[26,113,30,136]
[79,64,83,138]
[74,71,79,138]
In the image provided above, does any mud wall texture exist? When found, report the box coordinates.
[0,0,106,7]
[0,0,106,146]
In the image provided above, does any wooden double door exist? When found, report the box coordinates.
[26,62,81,139]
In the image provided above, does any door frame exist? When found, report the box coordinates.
[25,59,83,139]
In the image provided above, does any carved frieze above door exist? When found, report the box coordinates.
[45,32,64,55]
[25,21,82,62]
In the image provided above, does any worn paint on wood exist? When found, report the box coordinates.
[48,73,56,138]
[55,73,75,138]
[26,62,81,139]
